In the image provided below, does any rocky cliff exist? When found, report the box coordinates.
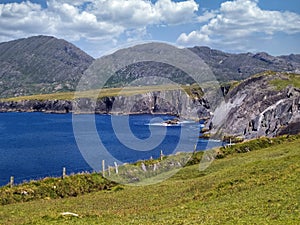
[1,72,299,139]
[208,72,300,139]
[0,89,211,119]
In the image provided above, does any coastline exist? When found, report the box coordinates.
[0,99,207,121]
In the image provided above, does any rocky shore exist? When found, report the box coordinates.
[207,73,300,139]
[1,73,299,140]
[0,89,211,119]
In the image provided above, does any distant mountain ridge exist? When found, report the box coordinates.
[189,46,300,82]
[0,35,94,98]
[0,35,300,99]
[85,43,300,90]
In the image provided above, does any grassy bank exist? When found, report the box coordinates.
[0,84,203,102]
[0,134,299,224]
[270,73,300,90]
[0,173,117,206]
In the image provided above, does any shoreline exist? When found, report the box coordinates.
[0,101,206,121]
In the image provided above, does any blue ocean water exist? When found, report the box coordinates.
[0,112,222,186]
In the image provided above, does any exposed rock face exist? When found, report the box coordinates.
[209,73,300,139]
[0,90,210,119]
[1,73,299,138]
[0,100,73,113]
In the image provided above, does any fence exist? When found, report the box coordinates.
[4,148,181,187]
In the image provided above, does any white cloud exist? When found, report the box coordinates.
[197,10,216,23]
[47,0,124,41]
[177,0,300,50]
[0,0,199,45]
[0,2,52,40]
[155,0,199,25]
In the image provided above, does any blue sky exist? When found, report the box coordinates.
[0,0,300,57]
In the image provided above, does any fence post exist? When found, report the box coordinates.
[102,160,105,177]
[62,167,66,179]
[114,162,119,174]
[160,150,164,160]
[194,144,197,153]
[10,176,14,188]
[108,166,111,176]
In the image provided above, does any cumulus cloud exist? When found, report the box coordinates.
[0,0,199,44]
[0,2,52,39]
[154,0,198,25]
[177,0,300,50]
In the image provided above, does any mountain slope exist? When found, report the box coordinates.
[1,36,300,100]
[87,44,300,89]
[0,35,94,98]
[190,46,300,81]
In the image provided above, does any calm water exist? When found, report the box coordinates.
[0,112,222,186]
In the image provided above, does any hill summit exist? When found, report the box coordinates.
[0,35,94,98]
[1,36,300,99]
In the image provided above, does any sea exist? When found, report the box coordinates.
[0,112,223,186]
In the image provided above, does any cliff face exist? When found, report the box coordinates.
[0,90,210,119]
[1,73,299,138]
[209,73,300,139]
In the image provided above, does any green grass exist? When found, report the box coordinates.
[0,84,203,102]
[0,173,117,205]
[0,135,299,224]
[270,73,300,90]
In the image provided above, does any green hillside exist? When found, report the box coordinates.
[0,135,299,224]
[0,36,94,98]
[0,83,203,102]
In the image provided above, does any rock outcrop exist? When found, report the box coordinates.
[0,89,211,119]
[209,73,300,139]
[1,72,299,138]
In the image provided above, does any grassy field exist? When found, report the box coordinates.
[270,73,300,90]
[0,136,299,224]
[1,84,203,102]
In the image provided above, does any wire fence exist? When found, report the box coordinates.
[2,127,299,188]
[1,165,94,187]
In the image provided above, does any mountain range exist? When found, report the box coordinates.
[0,35,300,99]
[0,36,93,98]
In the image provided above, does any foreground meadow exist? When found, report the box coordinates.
[0,136,299,224]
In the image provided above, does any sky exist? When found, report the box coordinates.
[0,0,300,57]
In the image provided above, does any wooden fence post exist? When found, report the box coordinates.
[102,160,105,177]
[114,162,119,174]
[62,167,66,179]
[10,176,14,188]
[108,166,111,176]
[160,150,164,160]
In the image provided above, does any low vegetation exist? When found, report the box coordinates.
[0,173,117,205]
[0,134,299,224]
[1,84,203,102]
[216,134,300,158]
[270,73,300,90]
